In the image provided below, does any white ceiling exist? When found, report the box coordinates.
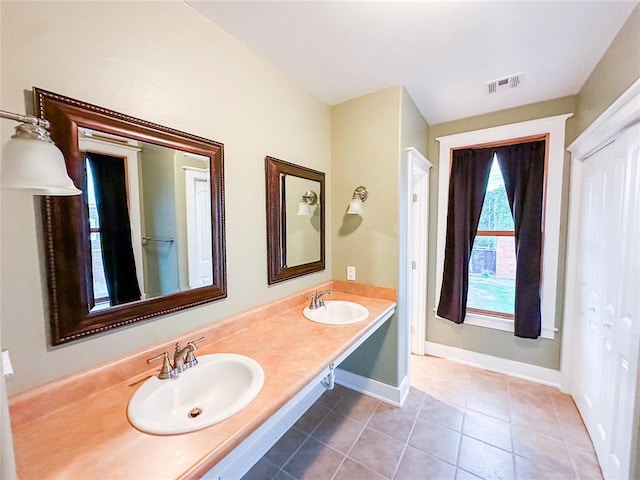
[188,1,637,125]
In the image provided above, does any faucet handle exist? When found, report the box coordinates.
[182,337,204,369]
[147,351,176,380]
[316,290,332,307]
[184,349,198,369]
[175,336,205,352]
[188,336,205,349]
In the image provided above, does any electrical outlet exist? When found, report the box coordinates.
[346,266,356,281]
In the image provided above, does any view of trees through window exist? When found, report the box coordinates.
[467,155,516,317]
[86,159,110,309]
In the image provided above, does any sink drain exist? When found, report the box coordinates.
[188,407,203,419]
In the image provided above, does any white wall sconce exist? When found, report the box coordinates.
[347,185,368,215]
[1,110,81,195]
[297,190,318,216]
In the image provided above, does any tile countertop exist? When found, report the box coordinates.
[9,281,397,480]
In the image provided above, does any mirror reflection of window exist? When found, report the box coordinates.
[85,160,110,310]
[85,152,142,308]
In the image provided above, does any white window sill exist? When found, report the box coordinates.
[465,312,515,333]
[436,311,555,340]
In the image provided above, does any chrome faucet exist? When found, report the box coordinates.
[147,336,204,379]
[307,290,332,309]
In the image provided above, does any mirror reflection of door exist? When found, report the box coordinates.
[283,176,321,267]
[184,166,213,288]
[78,128,212,308]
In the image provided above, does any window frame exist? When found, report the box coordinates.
[85,159,111,309]
[435,114,572,340]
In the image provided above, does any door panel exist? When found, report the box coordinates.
[575,124,640,479]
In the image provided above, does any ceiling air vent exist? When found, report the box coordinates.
[484,72,525,95]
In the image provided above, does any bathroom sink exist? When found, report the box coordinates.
[128,353,264,435]
[303,300,369,325]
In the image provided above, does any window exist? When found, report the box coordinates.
[86,158,110,310]
[467,156,516,318]
[435,114,572,340]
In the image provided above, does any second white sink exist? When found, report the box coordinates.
[128,353,264,435]
[303,300,369,325]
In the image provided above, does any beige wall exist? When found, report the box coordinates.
[571,4,640,143]
[331,87,402,288]
[401,89,430,159]
[0,1,332,395]
[332,87,428,385]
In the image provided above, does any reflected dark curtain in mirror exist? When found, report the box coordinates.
[86,152,141,306]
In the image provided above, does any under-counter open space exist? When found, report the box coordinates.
[9,282,396,479]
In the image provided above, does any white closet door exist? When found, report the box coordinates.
[575,122,640,480]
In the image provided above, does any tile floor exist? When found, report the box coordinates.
[241,355,602,479]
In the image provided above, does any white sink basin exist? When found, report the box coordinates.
[303,300,369,325]
[128,353,264,435]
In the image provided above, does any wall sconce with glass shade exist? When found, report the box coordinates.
[297,190,318,216]
[347,185,368,214]
[1,110,81,195]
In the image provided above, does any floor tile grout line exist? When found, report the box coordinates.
[389,398,423,480]
[454,406,467,472]
[321,388,375,479]
[277,389,343,478]
[338,415,370,477]
[276,431,311,478]
[548,387,584,479]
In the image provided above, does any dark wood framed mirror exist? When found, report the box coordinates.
[265,156,325,285]
[35,88,226,345]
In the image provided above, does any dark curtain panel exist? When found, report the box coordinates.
[86,153,141,306]
[437,148,494,324]
[494,140,546,338]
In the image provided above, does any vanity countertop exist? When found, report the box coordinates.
[9,282,396,479]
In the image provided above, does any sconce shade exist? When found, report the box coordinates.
[297,200,312,216]
[347,185,368,214]
[347,197,365,214]
[1,123,81,195]
[297,190,317,215]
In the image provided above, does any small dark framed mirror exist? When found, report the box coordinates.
[35,88,226,345]
[265,156,325,285]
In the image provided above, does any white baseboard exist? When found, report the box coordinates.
[424,341,561,387]
[335,368,410,407]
